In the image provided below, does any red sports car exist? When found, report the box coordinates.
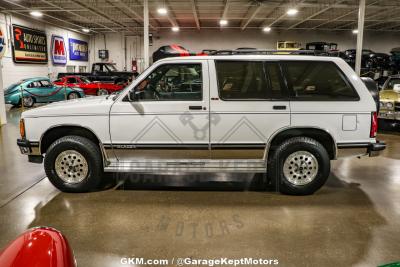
[54,75,126,96]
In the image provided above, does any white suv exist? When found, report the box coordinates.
[17,55,386,195]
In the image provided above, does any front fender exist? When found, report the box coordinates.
[0,227,76,267]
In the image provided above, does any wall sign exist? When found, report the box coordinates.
[98,49,108,59]
[12,24,48,64]
[69,38,88,61]
[51,35,67,65]
[0,26,6,59]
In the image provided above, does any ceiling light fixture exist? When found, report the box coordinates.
[82,28,90,33]
[352,29,359,34]
[157,7,168,15]
[263,26,271,32]
[286,8,298,16]
[219,19,228,26]
[30,11,43,17]
[172,26,179,32]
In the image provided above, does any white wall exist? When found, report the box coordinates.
[89,29,400,74]
[0,13,90,89]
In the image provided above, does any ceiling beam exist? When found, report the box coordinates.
[40,0,115,32]
[222,0,230,19]
[69,0,138,33]
[107,0,157,30]
[288,0,346,29]
[190,0,200,30]
[240,3,262,30]
[265,0,307,28]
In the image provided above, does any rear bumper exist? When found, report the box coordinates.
[337,140,386,158]
[17,138,43,163]
[367,141,386,157]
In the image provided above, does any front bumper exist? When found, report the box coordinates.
[17,138,43,163]
[379,110,400,121]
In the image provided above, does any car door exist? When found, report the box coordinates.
[109,59,210,163]
[209,59,291,160]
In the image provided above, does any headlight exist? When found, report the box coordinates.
[386,102,394,109]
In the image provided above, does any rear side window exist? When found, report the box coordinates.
[284,61,359,101]
[215,61,286,100]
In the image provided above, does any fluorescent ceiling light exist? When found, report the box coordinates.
[82,28,90,33]
[287,8,298,16]
[172,26,179,32]
[219,19,228,26]
[30,11,43,17]
[263,27,271,32]
[352,29,359,34]
[157,7,168,15]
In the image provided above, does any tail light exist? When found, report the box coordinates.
[19,119,25,139]
[370,112,378,138]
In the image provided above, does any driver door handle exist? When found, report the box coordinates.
[189,106,204,110]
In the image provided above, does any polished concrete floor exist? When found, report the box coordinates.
[0,107,400,267]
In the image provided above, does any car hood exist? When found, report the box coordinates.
[22,95,114,118]
[380,90,400,101]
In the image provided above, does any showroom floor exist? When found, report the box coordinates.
[0,108,399,267]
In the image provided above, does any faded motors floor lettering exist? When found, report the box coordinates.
[157,214,244,239]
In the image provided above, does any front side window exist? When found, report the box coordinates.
[67,78,77,83]
[215,61,285,100]
[27,81,41,88]
[136,63,202,101]
[284,61,359,101]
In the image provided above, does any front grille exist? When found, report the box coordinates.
[395,102,400,112]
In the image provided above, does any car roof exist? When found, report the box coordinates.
[24,77,50,82]
[156,54,344,62]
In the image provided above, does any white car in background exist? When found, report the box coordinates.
[17,54,385,195]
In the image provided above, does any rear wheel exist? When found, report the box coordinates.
[268,137,330,195]
[22,96,35,107]
[97,89,109,96]
[67,92,80,100]
[44,136,103,192]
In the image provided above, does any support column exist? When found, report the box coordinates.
[0,60,6,125]
[355,0,366,76]
[143,0,149,69]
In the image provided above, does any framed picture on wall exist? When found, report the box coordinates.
[12,24,48,64]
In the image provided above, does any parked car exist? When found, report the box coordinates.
[340,49,374,69]
[306,42,338,52]
[57,62,136,84]
[0,227,76,267]
[152,44,197,62]
[17,55,385,195]
[4,77,84,107]
[389,47,400,72]
[54,75,126,96]
[378,75,400,123]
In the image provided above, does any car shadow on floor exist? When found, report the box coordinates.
[22,173,387,267]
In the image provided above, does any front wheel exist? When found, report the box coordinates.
[44,136,103,192]
[268,137,330,195]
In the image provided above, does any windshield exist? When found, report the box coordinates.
[385,78,400,91]
[80,77,91,83]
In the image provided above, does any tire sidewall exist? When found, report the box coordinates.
[67,92,79,100]
[44,137,102,192]
[277,141,330,195]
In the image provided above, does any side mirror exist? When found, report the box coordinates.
[127,89,137,102]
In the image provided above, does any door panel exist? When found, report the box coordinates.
[109,60,210,162]
[209,60,291,160]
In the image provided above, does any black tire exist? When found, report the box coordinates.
[22,96,35,108]
[97,89,109,96]
[67,92,80,100]
[268,137,330,195]
[44,136,103,193]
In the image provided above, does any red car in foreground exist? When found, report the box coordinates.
[54,76,126,96]
[0,227,76,267]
